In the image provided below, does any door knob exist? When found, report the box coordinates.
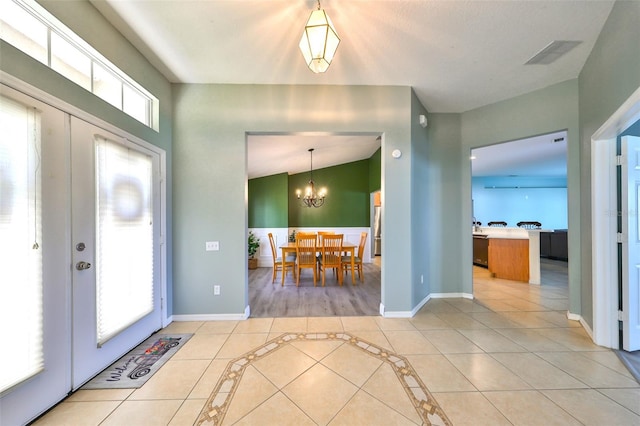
[76,261,92,270]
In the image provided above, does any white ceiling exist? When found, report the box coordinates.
[87,0,613,177]
[471,131,567,177]
[248,134,380,179]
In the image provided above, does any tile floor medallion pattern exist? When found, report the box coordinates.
[195,332,452,426]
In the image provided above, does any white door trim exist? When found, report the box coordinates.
[591,85,640,348]
[0,71,168,328]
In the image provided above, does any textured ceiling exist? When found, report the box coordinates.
[87,0,613,177]
[90,0,614,113]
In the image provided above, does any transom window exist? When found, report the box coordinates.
[1,0,159,131]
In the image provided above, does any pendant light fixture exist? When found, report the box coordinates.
[296,148,327,208]
[299,0,340,73]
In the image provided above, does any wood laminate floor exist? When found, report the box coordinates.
[249,262,381,317]
[250,257,568,318]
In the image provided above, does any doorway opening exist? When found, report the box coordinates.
[592,85,640,350]
[246,132,382,317]
[470,131,569,307]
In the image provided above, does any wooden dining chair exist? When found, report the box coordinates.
[268,233,296,286]
[315,231,335,272]
[295,233,318,286]
[317,231,335,244]
[342,232,367,283]
[319,234,343,287]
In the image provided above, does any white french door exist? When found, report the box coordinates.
[621,135,640,351]
[0,87,71,425]
[70,116,163,389]
[0,81,165,425]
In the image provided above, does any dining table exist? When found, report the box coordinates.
[279,241,358,285]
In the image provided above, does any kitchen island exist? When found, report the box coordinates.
[473,227,543,284]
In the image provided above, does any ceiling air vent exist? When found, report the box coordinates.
[525,40,582,65]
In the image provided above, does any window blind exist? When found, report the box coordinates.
[0,95,43,393]
[95,137,154,346]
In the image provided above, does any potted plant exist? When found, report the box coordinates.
[248,231,260,269]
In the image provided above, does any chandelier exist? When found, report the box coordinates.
[299,0,340,73]
[296,148,327,208]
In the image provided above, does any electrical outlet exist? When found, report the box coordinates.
[206,241,220,251]
[421,274,424,284]
[214,285,220,295]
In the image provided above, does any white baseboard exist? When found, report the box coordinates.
[379,292,474,318]
[410,294,431,316]
[172,305,250,322]
[566,311,581,321]
[381,309,413,318]
[567,311,595,340]
[379,302,414,318]
[581,318,594,339]
[430,292,474,300]
[532,312,596,343]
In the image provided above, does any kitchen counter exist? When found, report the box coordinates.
[473,227,545,284]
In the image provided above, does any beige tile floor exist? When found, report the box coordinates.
[34,264,640,426]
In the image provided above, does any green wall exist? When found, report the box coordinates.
[578,0,640,327]
[288,160,370,227]
[173,84,414,315]
[249,153,381,229]
[425,113,463,296]
[248,173,288,228]
[369,148,382,191]
[410,90,432,306]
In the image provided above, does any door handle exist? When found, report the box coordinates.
[76,261,92,271]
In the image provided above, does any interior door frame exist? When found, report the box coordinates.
[591,85,640,348]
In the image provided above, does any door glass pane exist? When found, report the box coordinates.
[0,95,43,392]
[95,137,153,346]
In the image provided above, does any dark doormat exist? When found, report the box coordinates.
[82,333,192,389]
[615,349,640,384]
